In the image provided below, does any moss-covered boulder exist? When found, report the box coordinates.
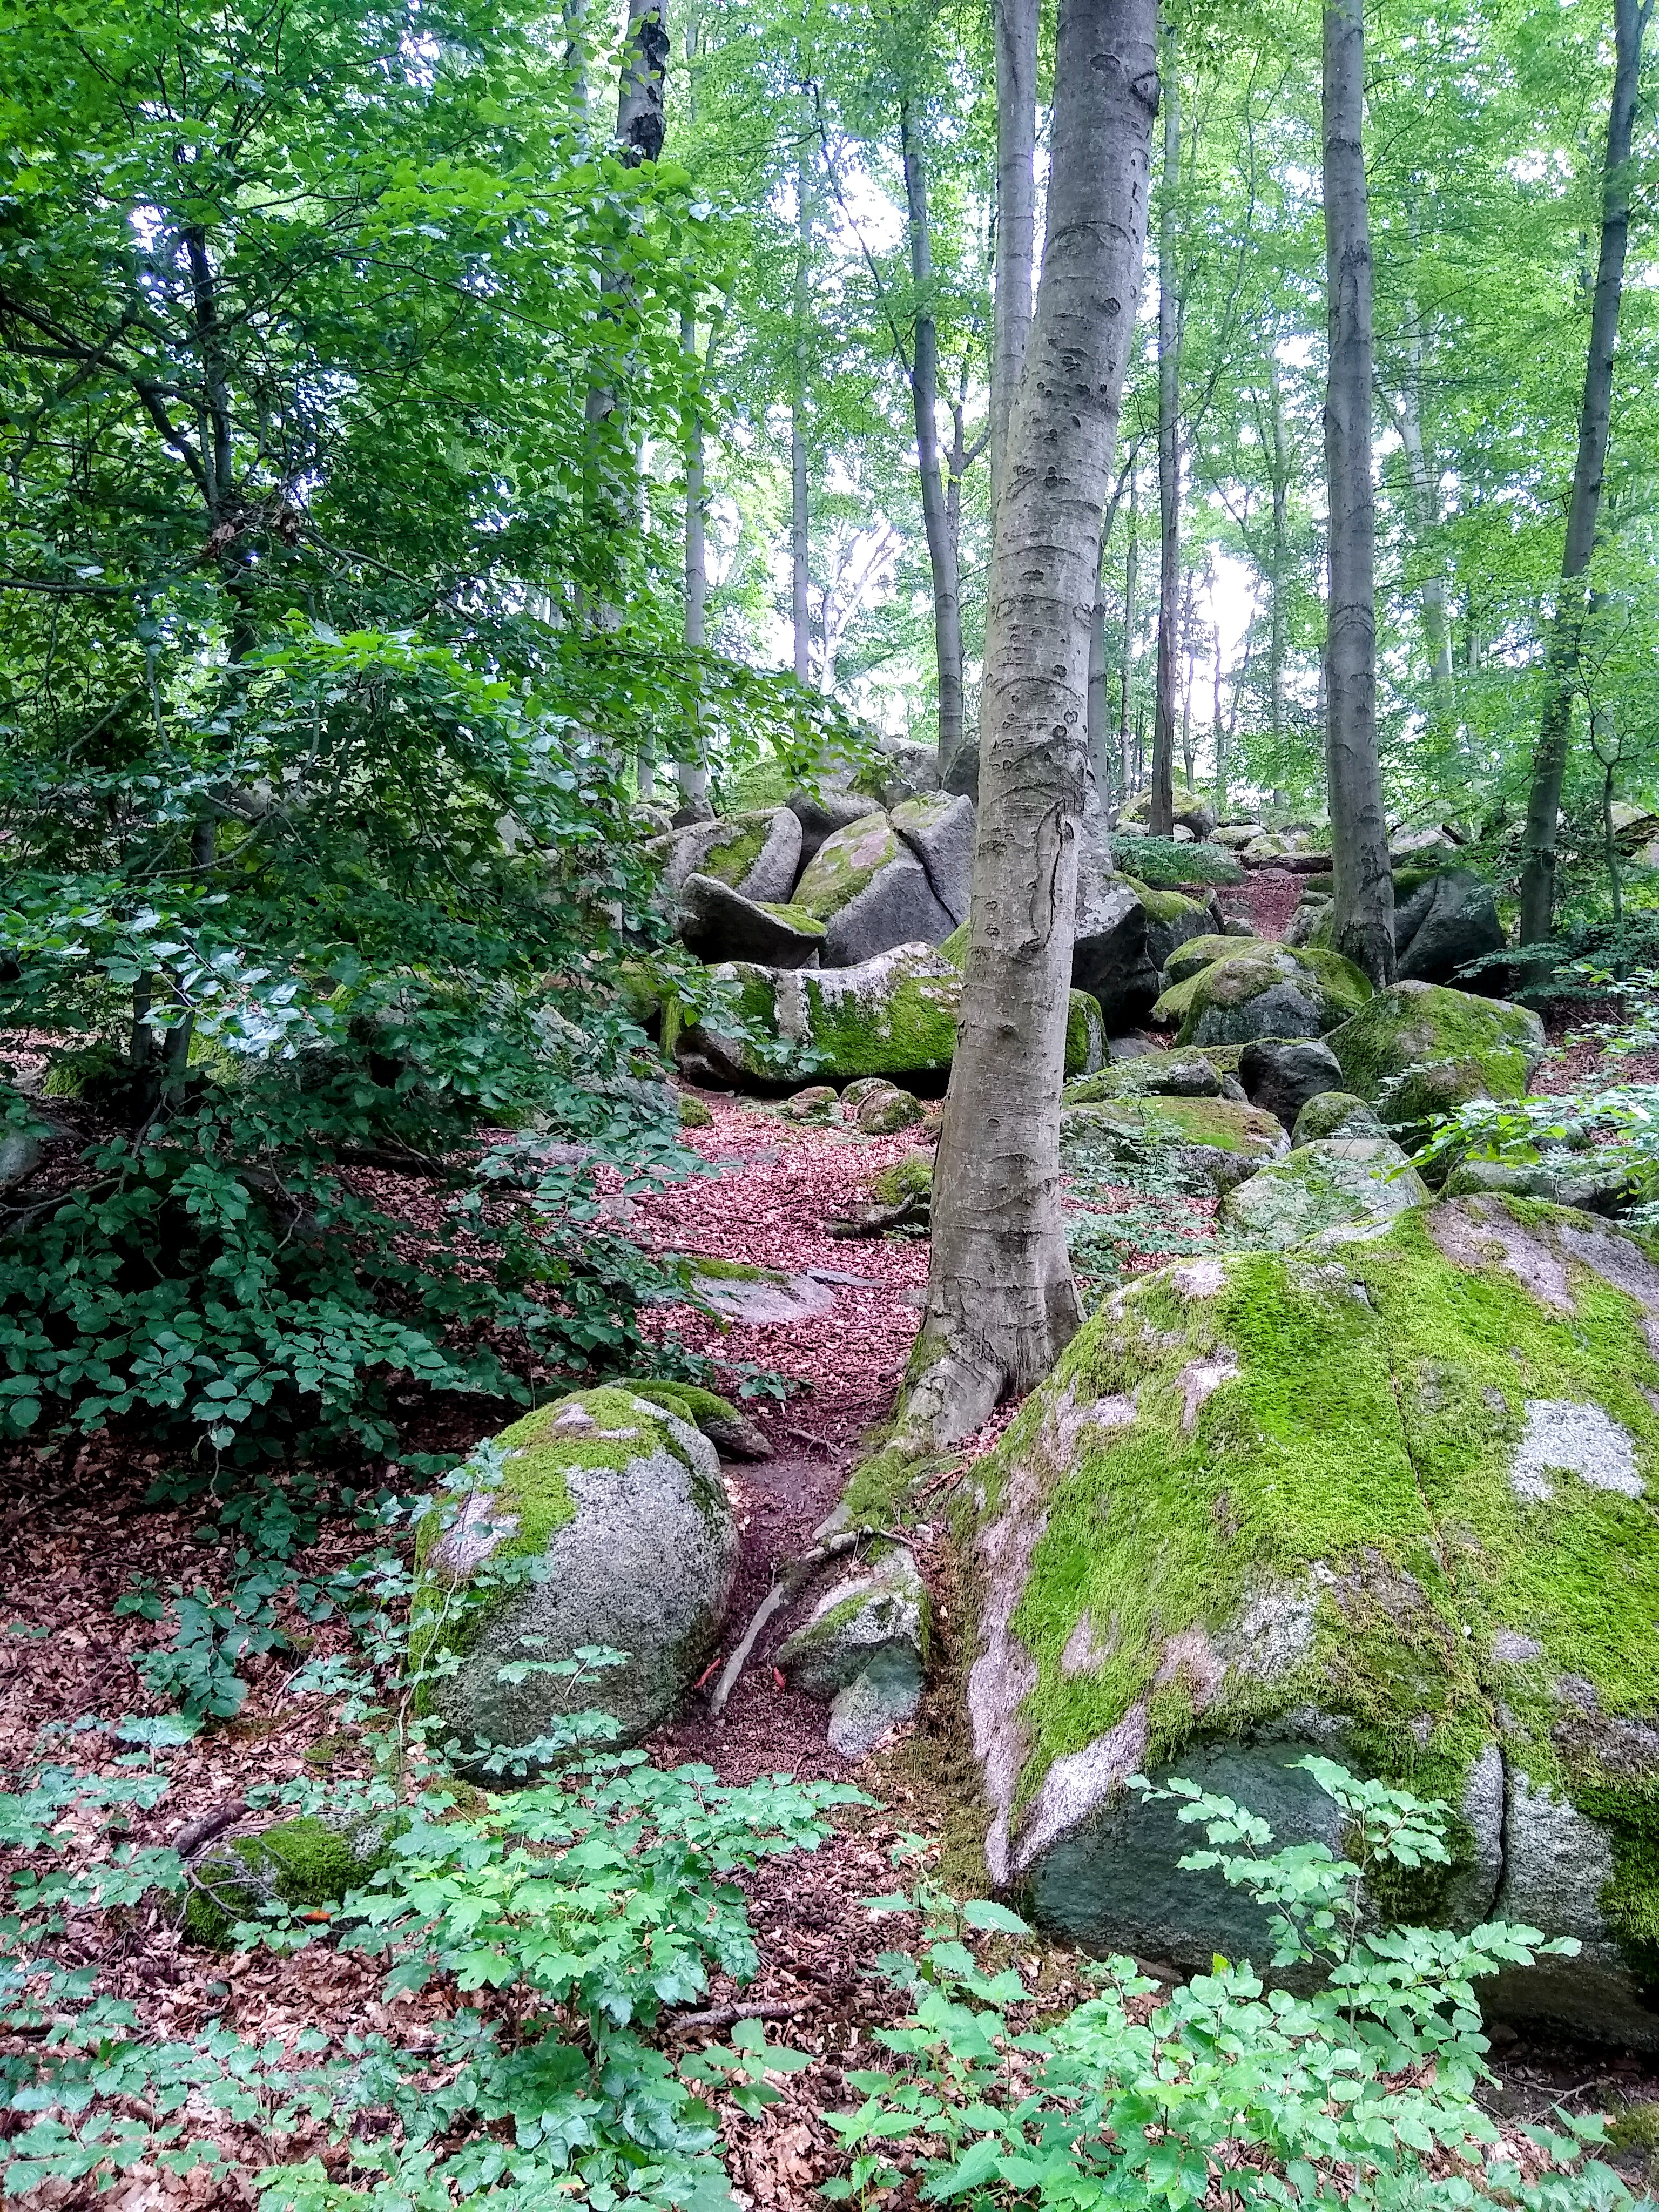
[1152,945,1373,1046]
[678,944,961,1089]
[1291,1090,1384,1144]
[1219,1137,1429,1248]
[842,1076,922,1132]
[1065,992,1107,1079]
[1326,981,1546,1138]
[1127,882,1212,976]
[792,811,953,966]
[416,1386,739,1764]
[963,1195,1659,2044]
[777,1546,930,1758]
[663,808,803,903]
[1161,933,1267,990]
[622,1378,773,1461]
[1063,1050,1222,1105]
[184,1813,394,1948]
[1061,1095,1287,1198]
[1071,879,1161,1032]
[677,874,827,968]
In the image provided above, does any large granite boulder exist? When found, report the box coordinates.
[1061,1095,1288,1198]
[417,1387,739,1765]
[1118,787,1217,840]
[788,788,876,866]
[1326,981,1546,1139]
[1063,1049,1224,1104]
[1239,1037,1345,1130]
[1161,932,1268,991]
[677,875,826,967]
[1072,879,1159,1032]
[1219,1136,1429,1247]
[793,812,954,966]
[891,792,974,926]
[1153,945,1373,1047]
[678,943,961,1089]
[662,809,802,902]
[1395,868,1506,987]
[1126,882,1213,977]
[964,1195,1659,2045]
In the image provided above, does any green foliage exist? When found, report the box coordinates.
[827,1762,1625,2212]
[1111,835,1244,887]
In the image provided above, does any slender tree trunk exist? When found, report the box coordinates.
[902,0,1158,1448]
[679,311,712,814]
[1148,15,1181,836]
[1519,0,1651,945]
[1120,464,1139,794]
[948,0,1038,797]
[900,106,966,770]
[1397,350,1455,725]
[1208,555,1225,807]
[989,0,1038,504]
[1267,360,1289,756]
[1179,567,1197,791]
[1322,0,1394,984]
[791,131,812,686]
[1088,458,1132,791]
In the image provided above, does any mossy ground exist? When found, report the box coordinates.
[970,1199,1659,1960]
[184,1817,390,1948]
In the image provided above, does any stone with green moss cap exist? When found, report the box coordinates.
[1291,1090,1384,1144]
[1161,933,1267,991]
[679,944,961,1089]
[962,1195,1659,2045]
[1326,980,1546,1141]
[777,1546,930,1758]
[1219,1136,1429,1248]
[416,1386,738,1765]
[677,874,827,968]
[1122,880,1212,976]
[662,808,803,903]
[792,811,954,966]
[1061,1095,1287,1199]
[1153,944,1372,1046]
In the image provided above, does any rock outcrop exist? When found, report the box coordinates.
[1326,981,1546,1139]
[963,1196,1659,2044]
[1153,945,1373,1047]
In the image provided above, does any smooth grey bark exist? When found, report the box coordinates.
[1087,455,1133,788]
[989,0,1038,503]
[1321,0,1394,986]
[678,308,716,814]
[1148,12,1181,836]
[1179,565,1197,791]
[903,0,1159,1447]
[947,0,1037,799]
[791,131,813,686]
[900,106,967,770]
[1519,0,1652,945]
[1397,355,1455,722]
[1267,362,1289,752]
[1120,461,1139,792]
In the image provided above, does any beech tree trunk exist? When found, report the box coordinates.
[1322,0,1394,985]
[901,106,966,770]
[1267,363,1289,754]
[791,133,812,686]
[1518,0,1651,945]
[1397,349,1455,725]
[1148,15,1181,837]
[1120,462,1139,792]
[947,0,1037,797]
[679,309,713,814]
[903,0,1159,1448]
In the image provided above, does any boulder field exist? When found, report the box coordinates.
[960,1194,1659,2046]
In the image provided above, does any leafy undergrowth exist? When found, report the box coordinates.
[4,1084,1659,2212]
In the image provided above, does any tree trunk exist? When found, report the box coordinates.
[1322,0,1394,985]
[1148,15,1181,838]
[791,131,812,686]
[988,0,1038,505]
[903,0,1159,1448]
[1179,566,1197,791]
[1267,360,1289,755]
[1120,462,1139,794]
[1397,353,1455,726]
[1518,0,1651,945]
[947,0,1037,798]
[901,106,966,770]
[679,309,712,814]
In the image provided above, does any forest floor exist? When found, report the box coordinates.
[5,868,1659,2211]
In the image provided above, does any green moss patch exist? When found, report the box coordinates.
[872,1152,933,1206]
[184,1816,391,1949]
[1162,934,1266,988]
[1327,981,1543,1109]
[699,815,773,888]
[972,1197,1659,1974]
[1065,992,1106,1078]
[1062,1095,1284,1159]
[793,812,897,919]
